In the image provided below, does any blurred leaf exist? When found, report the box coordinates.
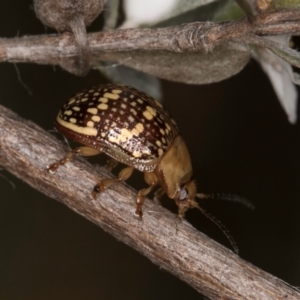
[252,35,298,123]
[244,34,300,69]
[103,0,120,30]
[97,62,162,100]
[233,0,256,19]
[213,0,245,21]
[155,1,230,27]
[256,0,300,11]
[121,0,218,28]
[272,0,300,10]
[98,42,251,84]
[161,0,218,21]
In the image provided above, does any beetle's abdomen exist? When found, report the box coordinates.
[56,84,178,170]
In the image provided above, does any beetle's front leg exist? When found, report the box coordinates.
[92,166,134,198]
[134,172,160,218]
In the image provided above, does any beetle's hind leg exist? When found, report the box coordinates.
[47,146,101,173]
[92,166,134,198]
[93,170,158,219]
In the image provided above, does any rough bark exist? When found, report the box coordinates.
[0,105,300,300]
[0,11,300,71]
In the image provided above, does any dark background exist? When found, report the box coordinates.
[1,1,300,299]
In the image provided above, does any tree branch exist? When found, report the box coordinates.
[0,11,300,71]
[1,104,300,300]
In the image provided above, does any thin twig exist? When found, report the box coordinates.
[0,11,299,72]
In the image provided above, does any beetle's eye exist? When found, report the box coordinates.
[179,188,188,201]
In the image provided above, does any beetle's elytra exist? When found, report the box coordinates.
[47,84,203,218]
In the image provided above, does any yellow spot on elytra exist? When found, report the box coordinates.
[104,93,119,100]
[130,102,137,107]
[64,110,72,116]
[137,98,143,104]
[142,149,151,155]
[121,103,127,109]
[162,137,166,144]
[72,107,80,111]
[108,128,133,145]
[135,123,144,133]
[87,108,98,115]
[143,110,153,120]
[131,128,139,136]
[158,148,164,157]
[156,140,162,147]
[87,121,94,128]
[130,108,137,116]
[146,106,157,116]
[92,115,100,122]
[68,99,75,105]
[132,150,142,158]
[166,123,171,131]
[128,115,134,122]
[70,118,77,124]
[108,135,118,144]
[98,103,108,110]
[93,92,100,96]
[160,128,165,135]
[120,128,133,141]
[131,123,143,136]
[101,132,105,137]
[81,98,88,102]
[99,97,108,103]
[56,116,97,136]
[112,89,122,94]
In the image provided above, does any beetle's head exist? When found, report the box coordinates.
[174,179,199,219]
[156,135,201,218]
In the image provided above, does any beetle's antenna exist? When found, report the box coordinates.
[191,200,239,254]
[196,193,255,210]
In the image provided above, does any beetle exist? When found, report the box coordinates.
[47,84,248,252]
[46,83,206,218]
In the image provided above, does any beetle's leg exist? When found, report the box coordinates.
[136,183,157,219]
[104,158,119,171]
[92,166,134,198]
[153,187,165,205]
[135,172,159,218]
[175,199,192,221]
[47,146,101,173]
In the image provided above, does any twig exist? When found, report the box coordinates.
[0,11,300,73]
[0,104,300,300]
